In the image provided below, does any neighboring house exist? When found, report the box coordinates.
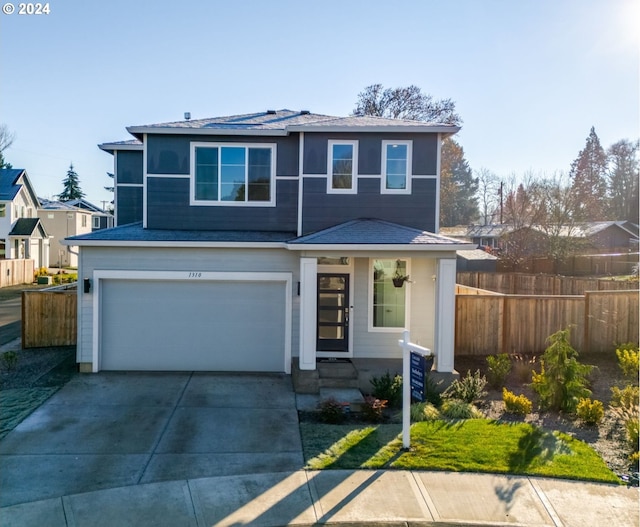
[67,109,474,376]
[66,198,115,231]
[0,168,50,268]
[38,200,92,267]
[456,249,498,272]
[569,221,639,253]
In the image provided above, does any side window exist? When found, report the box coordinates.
[328,140,357,193]
[382,140,412,194]
[369,258,409,331]
[0,204,5,218]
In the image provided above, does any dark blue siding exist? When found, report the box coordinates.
[146,177,298,231]
[116,186,143,226]
[116,151,143,184]
[303,133,438,176]
[146,134,300,176]
[301,178,437,234]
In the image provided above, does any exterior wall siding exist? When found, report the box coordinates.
[146,177,298,231]
[116,186,143,226]
[77,246,300,366]
[351,256,436,359]
[302,178,437,234]
[115,151,143,184]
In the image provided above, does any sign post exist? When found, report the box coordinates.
[399,330,433,450]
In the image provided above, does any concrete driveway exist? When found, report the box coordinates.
[0,372,303,507]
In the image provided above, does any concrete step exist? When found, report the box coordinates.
[319,388,365,412]
[318,377,360,389]
[316,360,358,380]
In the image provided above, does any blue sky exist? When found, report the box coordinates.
[1,0,638,206]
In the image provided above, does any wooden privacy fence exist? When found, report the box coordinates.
[458,271,639,296]
[455,290,639,356]
[0,259,34,288]
[22,287,77,348]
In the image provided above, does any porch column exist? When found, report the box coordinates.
[434,258,457,372]
[299,257,317,370]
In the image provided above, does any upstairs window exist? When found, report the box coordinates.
[382,140,412,193]
[192,143,275,205]
[93,216,100,229]
[328,141,357,193]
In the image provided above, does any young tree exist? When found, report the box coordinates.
[440,139,478,226]
[352,83,462,125]
[569,127,608,221]
[475,167,501,225]
[0,124,15,169]
[58,163,85,201]
[607,139,639,222]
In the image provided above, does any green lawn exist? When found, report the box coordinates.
[300,419,620,484]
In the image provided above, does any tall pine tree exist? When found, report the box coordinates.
[607,139,639,222]
[59,163,85,201]
[569,127,607,221]
[440,139,478,226]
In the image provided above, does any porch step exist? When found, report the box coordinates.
[317,360,359,390]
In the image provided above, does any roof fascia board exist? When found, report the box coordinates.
[61,239,290,248]
[286,243,476,252]
[289,125,460,134]
[99,143,143,153]
[126,126,289,137]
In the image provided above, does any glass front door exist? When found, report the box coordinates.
[316,273,349,352]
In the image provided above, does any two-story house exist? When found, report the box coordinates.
[67,110,473,377]
[65,198,115,232]
[38,200,93,268]
[0,168,50,268]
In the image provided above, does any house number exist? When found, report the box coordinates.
[188,272,202,278]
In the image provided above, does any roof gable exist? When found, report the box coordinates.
[0,169,40,207]
[9,217,48,238]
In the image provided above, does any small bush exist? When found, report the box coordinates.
[510,353,537,382]
[486,354,511,389]
[441,399,484,419]
[317,397,346,424]
[360,396,387,422]
[626,417,639,452]
[576,398,604,425]
[610,385,639,410]
[443,370,487,404]
[370,371,403,408]
[616,347,639,381]
[423,375,443,407]
[410,402,440,422]
[1,351,18,370]
[531,328,593,413]
[502,388,532,415]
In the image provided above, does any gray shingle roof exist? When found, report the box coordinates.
[9,218,46,237]
[289,219,470,246]
[125,110,459,138]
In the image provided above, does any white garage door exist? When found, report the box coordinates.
[99,278,288,372]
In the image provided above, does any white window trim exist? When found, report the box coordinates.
[327,140,358,194]
[381,140,412,195]
[367,258,411,333]
[92,216,100,229]
[190,141,277,207]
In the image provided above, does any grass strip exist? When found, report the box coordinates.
[300,419,620,484]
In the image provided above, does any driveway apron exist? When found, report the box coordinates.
[0,372,303,507]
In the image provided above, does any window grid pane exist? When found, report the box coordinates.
[385,144,408,190]
[332,144,353,189]
[372,259,407,328]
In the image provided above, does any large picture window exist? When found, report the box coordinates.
[328,140,357,192]
[370,259,409,330]
[382,140,412,193]
[193,143,275,204]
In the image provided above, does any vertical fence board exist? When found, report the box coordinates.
[586,291,639,352]
[22,290,77,348]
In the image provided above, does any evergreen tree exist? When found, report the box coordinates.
[440,139,478,226]
[607,139,639,222]
[58,163,85,201]
[569,127,607,221]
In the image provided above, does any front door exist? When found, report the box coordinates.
[317,273,350,352]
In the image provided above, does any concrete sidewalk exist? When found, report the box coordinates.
[1,469,637,527]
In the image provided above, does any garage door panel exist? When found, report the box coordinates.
[100,280,286,372]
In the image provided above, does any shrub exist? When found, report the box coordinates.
[423,375,443,407]
[370,371,403,408]
[531,328,593,413]
[360,396,387,422]
[441,399,484,419]
[510,353,537,382]
[486,354,512,389]
[616,347,639,381]
[317,397,346,424]
[443,370,487,404]
[576,398,604,425]
[610,385,639,410]
[410,402,440,422]
[1,351,18,370]
[626,417,639,452]
[502,388,532,415]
